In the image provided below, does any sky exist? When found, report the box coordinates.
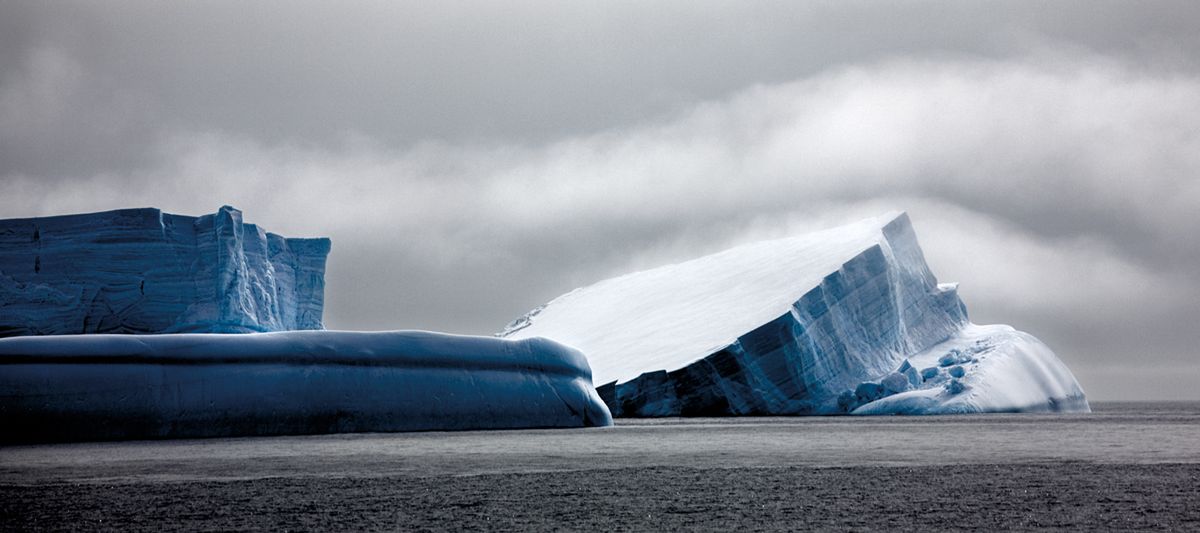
[2,1,1198,401]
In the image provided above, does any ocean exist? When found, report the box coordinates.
[3,402,1198,530]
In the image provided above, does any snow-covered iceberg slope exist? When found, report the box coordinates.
[501,213,1088,416]
[0,206,329,337]
[0,331,612,443]
[850,324,1086,415]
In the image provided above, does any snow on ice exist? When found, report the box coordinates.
[502,213,1089,416]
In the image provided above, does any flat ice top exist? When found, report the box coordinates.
[0,330,592,379]
[505,213,900,385]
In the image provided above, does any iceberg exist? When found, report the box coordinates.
[501,213,1089,416]
[0,205,612,441]
[0,206,329,337]
[0,330,612,443]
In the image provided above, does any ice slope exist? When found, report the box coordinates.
[850,324,1089,415]
[0,330,612,443]
[0,206,329,337]
[501,213,1088,416]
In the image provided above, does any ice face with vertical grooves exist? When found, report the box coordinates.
[501,213,1089,416]
[0,206,329,337]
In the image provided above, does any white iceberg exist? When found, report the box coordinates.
[501,213,1089,416]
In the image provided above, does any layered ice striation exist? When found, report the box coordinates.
[0,206,329,337]
[0,330,613,443]
[501,213,1089,416]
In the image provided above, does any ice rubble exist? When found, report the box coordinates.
[502,213,1089,416]
[0,206,329,337]
[0,330,612,443]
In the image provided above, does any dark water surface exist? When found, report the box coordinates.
[3,402,1199,530]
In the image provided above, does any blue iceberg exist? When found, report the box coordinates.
[502,213,1089,416]
[0,330,612,443]
[0,206,329,336]
[0,206,612,442]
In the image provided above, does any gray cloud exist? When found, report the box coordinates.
[2,2,1198,400]
[4,0,1200,176]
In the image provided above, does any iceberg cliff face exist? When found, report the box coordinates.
[501,213,1088,416]
[0,206,329,337]
[0,330,612,443]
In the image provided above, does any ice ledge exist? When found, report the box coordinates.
[0,330,613,443]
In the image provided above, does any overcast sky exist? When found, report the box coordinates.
[2,1,1198,401]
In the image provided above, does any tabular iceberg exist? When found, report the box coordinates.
[0,206,329,337]
[0,206,614,441]
[501,213,1089,416]
[0,330,612,443]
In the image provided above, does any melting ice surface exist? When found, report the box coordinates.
[502,212,1089,416]
[0,330,613,443]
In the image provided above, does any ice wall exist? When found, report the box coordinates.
[0,206,329,336]
[502,213,1088,416]
[0,330,613,443]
